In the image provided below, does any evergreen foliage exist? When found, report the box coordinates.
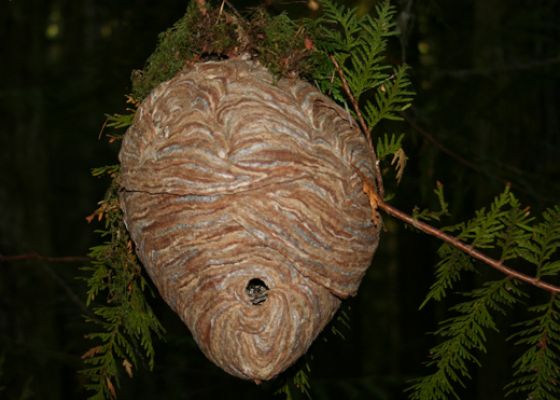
[376,133,405,162]
[308,7,560,397]
[310,0,412,188]
[506,206,560,399]
[412,181,449,222]
[408,279,525,400]
[375,133,408,189]
[518,206,560,278]
[275,360,313,400]
[408,191,560,400]
[312,0,413,131]
[507,294,560,399]
[131,1,239,101]
[82,163,164,400]
[420,188,528,308]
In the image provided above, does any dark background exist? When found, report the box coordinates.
[1,0,559,399]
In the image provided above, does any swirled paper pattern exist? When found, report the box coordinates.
[119,59,380,381]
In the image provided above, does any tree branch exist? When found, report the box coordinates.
[328,56,560,294]
[41,263,102,322]
[376,198,560,294]
[403,112,481,173]
[0,252,102,321]
[329,54,385,198]
[403,112,560,204]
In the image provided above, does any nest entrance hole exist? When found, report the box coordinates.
[245,278,269,305]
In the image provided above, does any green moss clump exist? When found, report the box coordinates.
[131,2,242,100]
[130,2,319,101]
[249,10,318,79]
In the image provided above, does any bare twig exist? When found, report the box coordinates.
[404,112,560,204]
[0,253,89,263]
[403,112,481,173]
[0,252,101,321]
[41,264,102,322]
[374,196,560,294]
[329,54,385,198]
[97,117,108,140]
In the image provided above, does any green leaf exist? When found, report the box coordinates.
[312,0,414,131]
[105,113,134,130]
[409,280,525,400]
[81,181,164,399]
[376,133,405,161]
[506,295,560,399]
[419,187,531,310]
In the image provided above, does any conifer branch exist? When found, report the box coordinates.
[323,14,560,295]
[0,253,100,322]
[42,263,102,322]
[332,49,560,294]
[376,198,560,294]
[329,54,385,198]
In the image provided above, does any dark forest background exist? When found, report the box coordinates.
[1,0,559,399]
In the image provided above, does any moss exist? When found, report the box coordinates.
[249,10,318,79]
[131,2,203,100]
[130,2,318,101]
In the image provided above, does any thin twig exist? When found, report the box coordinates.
[0,252,102,321]
[329,54,385,198]
[41,264,102,322]
[376,198,560,294]
[97,117,108,140]
[218,0,226,19]
[404,112,560,204]
[329,55,373,146]
[223,0,243,19]
[0,253,89,263]
[403,112,481,173]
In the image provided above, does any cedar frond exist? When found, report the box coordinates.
[81,119,164,400]
[408,279,525,400]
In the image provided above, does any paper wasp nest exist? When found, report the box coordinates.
[119,59,380,381]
